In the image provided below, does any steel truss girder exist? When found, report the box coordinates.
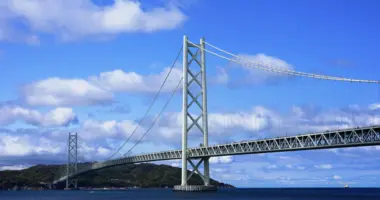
[53,125,380,184]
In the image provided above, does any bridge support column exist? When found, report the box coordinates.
[174,35,216,192]
[65,132,78,190]
[203,157,210,186]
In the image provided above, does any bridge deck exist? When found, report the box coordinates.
[54,125,380,184]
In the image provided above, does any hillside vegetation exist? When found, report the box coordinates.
[0,163,234,190]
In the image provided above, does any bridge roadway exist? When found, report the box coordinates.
[53,125,380,184]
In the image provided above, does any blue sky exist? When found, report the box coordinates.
[1,0,380,187]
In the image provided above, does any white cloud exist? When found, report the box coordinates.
[0,0,186,42]
[314,164,333,169]
[0,129,117,163]
[0,135,62,156]
[0,105,77,127]
[210,156,233,164]
[80,119,145,141]
[39,107,78,126]
[208,106,279,133]
[170,161,180,167]
[103,106,281,144]
[0,135,33,156]
[369,103,380,110]
[23,78,113,106]
[333,175,342,180]
[96,146,111,156]
[0,165,29,171]
[22,67,182,106]
[78,142,113,160]
[73,105,280,144]
[220,156,233,164]
[72,102,380,147]
[89,67,182,93]
[209,157,218,164]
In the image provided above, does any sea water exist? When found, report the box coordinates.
[1,188,380,200]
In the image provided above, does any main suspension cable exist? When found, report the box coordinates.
[123,77,183,157]
[107,47,183,160]
[188,41,379,84]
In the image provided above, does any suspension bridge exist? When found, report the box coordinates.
[51,35,380,192]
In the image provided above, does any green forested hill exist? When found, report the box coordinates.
[0,163,234,190]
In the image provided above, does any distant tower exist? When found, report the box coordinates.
[66,132,78,189]
[174,36,216,192]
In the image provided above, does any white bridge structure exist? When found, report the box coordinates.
[53,36,380,192]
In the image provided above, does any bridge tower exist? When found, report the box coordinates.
[174,36,216,192]
[65,132,78,190]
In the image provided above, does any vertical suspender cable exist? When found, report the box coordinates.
[107,47,183,160]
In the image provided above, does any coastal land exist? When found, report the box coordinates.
[0,163,234,190]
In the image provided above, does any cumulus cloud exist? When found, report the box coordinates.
[1,102,380,185]
[208,104,380,140]
[369,103,380,110]
[210,156,233,164]
[0,127,119,165]
[73,102,380,147]
[0,134,62,157]
[23,78,113,106]
[333,175,342,180]
[0,105,78,127]
[22,67,182,106]
[102,106,281,146]
[208,106,279,134]
[77,142,113,160]
[1,99,378,172]
[0,0,186,42]
[89,68,182,93]
[80,119,145,141]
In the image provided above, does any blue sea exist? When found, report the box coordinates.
[1,188,380,200]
